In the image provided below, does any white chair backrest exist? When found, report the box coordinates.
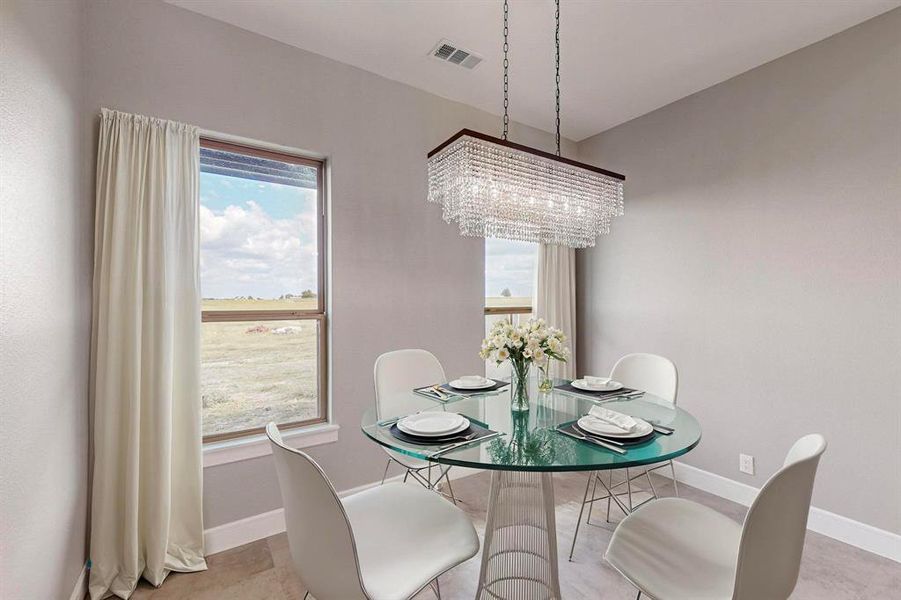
[374,349,447,419]
[609,353,679,404]
[266,424,368,600]
[733,434,827,600]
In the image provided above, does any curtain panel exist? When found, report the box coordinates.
[534,243,577,379]
[89,109,206,599]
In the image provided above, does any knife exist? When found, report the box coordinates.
[557,428,627,455]
[432,431,504,457]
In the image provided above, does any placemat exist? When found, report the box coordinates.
[414,379,509,400]
[554,382,641,399]
[389,420,495,447]
[557,419,656,446]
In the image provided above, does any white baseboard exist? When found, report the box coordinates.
[659,461,900,563]
[68,563,88,600]
[204,465,484,556]
[205,460,898,563]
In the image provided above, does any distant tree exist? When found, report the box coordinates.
[500,288,512,297]
[301,289,316,299]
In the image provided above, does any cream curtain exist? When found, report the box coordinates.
[534,243,577,379]
[89,109,206,599]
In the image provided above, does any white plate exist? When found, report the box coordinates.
[577,415,653,438]
[448,377,495,390]
[397,412,470,437]
[572,378,623,392]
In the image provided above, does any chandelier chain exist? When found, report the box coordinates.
[503,0,509,140]
[555,0,561,156]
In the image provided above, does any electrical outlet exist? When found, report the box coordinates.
[739,454,755,475]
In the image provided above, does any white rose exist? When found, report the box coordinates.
[497,347,510,361]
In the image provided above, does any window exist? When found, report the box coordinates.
[484,238,537,378]
[200,139,326,441]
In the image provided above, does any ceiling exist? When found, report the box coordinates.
[167,0,900,141]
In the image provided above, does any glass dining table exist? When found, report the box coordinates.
[361,378,701,600]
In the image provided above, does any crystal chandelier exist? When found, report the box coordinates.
[427,0,625,248]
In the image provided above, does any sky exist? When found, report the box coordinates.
[199,172,318,299]
[485,238,537,299]
[199,170,536,300]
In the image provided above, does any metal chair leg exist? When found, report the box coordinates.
[645,468,658,499]
[586,472,600,524]
[380,459,392,485]
[636,591,642,599]
[569,473,594,561]
[606,470,613,522]
[670,460,679,496]
[430,576,441,598]
[403,469,410,483]
[626,468,634,511]
[443,469,458,504]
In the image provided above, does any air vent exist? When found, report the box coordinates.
[429,39,483,70]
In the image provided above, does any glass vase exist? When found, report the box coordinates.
[510,358,531,412]
[538,364,554,393]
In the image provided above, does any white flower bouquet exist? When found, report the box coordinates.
[480,318,570,411]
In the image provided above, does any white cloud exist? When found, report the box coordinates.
[200,200,318,299]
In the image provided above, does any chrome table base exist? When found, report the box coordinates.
[476,471,561,600]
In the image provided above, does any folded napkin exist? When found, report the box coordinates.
[587,405,638,432]
[584,375,611,387]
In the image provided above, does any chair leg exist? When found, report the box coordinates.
[302,593,310,600]
[636,591,642,600]
[626,468,634,511]
[381,459,392,485]
[586,473,600,524]
[443,469,458,505]
[606,470,613,522]
[568,473,594,561]
[430,576,441,599]
[669,460,679,496]
[645,468,658,500]
[403,468,410,483]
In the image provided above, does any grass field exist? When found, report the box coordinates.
[201,297,529,437]
[201,304,320,436]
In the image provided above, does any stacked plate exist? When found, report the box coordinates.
[571,377,624,392]
[447,375,495,390]
[576,414,655,445]
[397,412,471,441]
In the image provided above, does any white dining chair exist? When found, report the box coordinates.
[570,353,679,559]
[374,349,458,503]
[267,423,480,600]
[606,434,827,600]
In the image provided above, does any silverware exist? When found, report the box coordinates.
[436,431,479,445]
[377,411,422,427]
[432,431,504,457]
[556,428,627,455]
[644,419,674,433]
[428,385,448,400]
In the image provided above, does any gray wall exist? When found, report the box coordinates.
[83,0,574,528]
[576,9,900,533]
[0,0,92,597]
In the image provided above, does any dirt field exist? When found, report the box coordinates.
[201,297,527,436]
[201,298,321,436]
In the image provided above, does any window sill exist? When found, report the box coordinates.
[203,423,340,468]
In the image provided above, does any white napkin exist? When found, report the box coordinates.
[587,405,638,432]
[584,375,611,387]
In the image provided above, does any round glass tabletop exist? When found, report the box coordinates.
[361,379,701,472]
